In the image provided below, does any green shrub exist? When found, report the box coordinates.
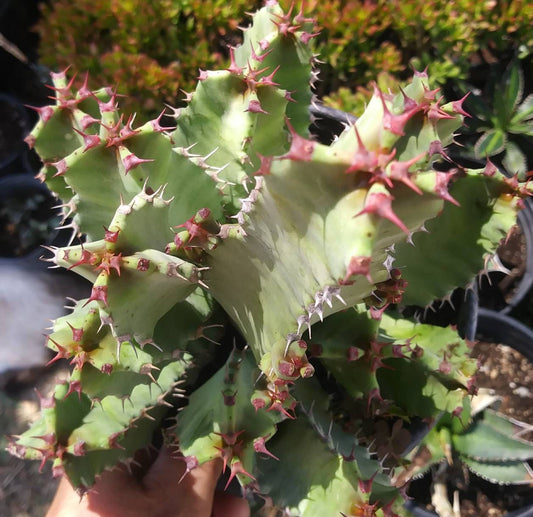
[298,0,533,111]
[36,0,533,118]
[35,0,260,120]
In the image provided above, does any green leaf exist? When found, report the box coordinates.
[175,348,281,468]
[453,420,533,461]
[294,376,382,480]
[502,141,527,176]
[474,129,506,158]
[255,418,386,517]
[461,455,533,485]
[395,170,519,306]
[503,62,525,115]
[102,249,199,344]
[510,94,533,126]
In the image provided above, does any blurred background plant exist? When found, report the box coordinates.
[448,59,533,176]
[35,0,533,121]
[35,0,261,121]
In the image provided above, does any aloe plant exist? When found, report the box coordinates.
[403,398,533,516]
[456,59,533,176]
[8,3,531,516]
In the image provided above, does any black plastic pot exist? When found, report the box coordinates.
[309,103,356,145]
[0,173,62,258]
[404,306,533,517]
[498,196,533,315]
[0,94,32,176]
[404,498,533,517]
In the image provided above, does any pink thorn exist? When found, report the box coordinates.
[342,256,373,284]
[246,99,268,114]
[423,86,441,103]
[83,285,108,306]
[67,249,96,270]
[227,47,243,74]
[73,441,86,456]
[253,437,279,460]
[251,397,267,411]
[73,127,101,152]
[49,67,70,83]
[45,337,70,367]
[280,117,315,161]
[301,31,320,44]
[27,104,55,124]
[428,101,455,122]
[104,226,120,243]
[24,134,36,149]
[259,65,280,87]
[67,322,84,342]
[399,87,418,111]
[224,460,256,490]
[413,66,429,78]
[355,192,410,234]
[149,110,174,133]
[95,93,118,113]
[108,432,125,450]
[51,159,68,177]
[35,388,55,409]
[267,400,296,419]
[97,253,122,276]
[347,346,362,361]
[434,172,460,206]
[64,380,82,400]
[178,455,199,483]
[258,38,270,51]
[78,72,92,99]
[358,471,377,493]
[101,363,113,375]
[117,114,138,140]
[345,126,378,173]
[250,43,272,64]
[79,114,100,131]
[284,90,297,103]
[294,3,315,24]
[378,88,421,136]
[483,157,497,177]
[388,153,426,194]
[46,73,77,99]
[255,153,274,175]
[392,344,409,359]
[439,357,452,374]
[451,92,471,117]
[122,153,154,174]
[198,69,209,81]
[428,140,451,161]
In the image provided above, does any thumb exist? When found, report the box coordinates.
[213,491,251,517]
[142,447,223,517]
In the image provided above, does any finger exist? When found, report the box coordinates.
[141,445,187,493]
[142,447,223,516]
[213,492,251,517]
[84,465,147,517]
[46,477,88,517]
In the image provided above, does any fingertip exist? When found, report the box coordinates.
[213,492,251,517]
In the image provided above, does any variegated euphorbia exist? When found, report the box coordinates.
[9,3,529,516]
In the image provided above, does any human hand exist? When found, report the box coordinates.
[46,446,250,517]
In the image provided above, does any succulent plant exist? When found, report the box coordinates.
[402,397,533,516]
[8,3,531,516]
[412,404,533,485]
[453,59,533,176]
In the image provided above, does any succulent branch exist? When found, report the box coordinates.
[9,2,531,515]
